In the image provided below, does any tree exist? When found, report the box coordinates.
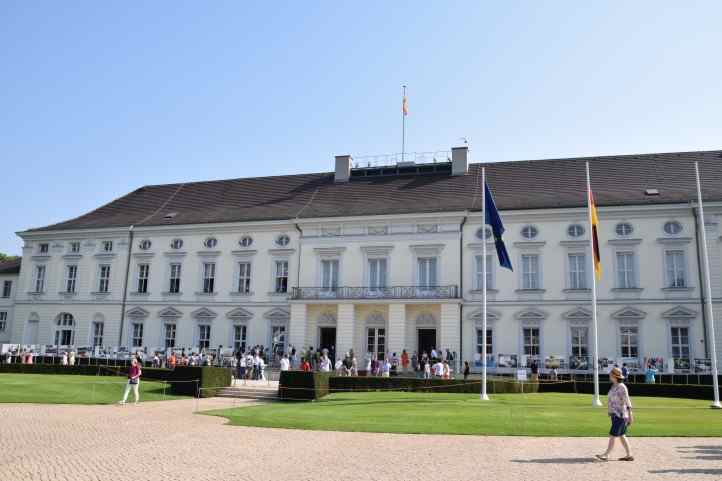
[0,253,19,262]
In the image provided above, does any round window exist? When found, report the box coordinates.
[567,224,585,238]
[170,238,183,249]
[239,236,253,248]
[663,221,682,235]
[139,239,152,250]
[521,225,538,240]
[476,227,493,240]
[276,234,290,247]
[204,237,218,248]
[615,222,633,237]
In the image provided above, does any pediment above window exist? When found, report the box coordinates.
[158,307,183,319]
[226,307,253,322]
[264,307,290,322]
[661,306,697,320]
[126,307,149,320]
[191,307,218,321]
[415,312,438,325]
[515,308,547,324]
[563,307,592,322]
[468,308,501,323]
[366,312,386,324]
[611,306,646,321]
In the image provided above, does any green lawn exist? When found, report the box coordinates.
[0,374,186,404]
[206,391,722,437]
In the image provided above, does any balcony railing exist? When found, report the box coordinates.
[291,285,459,300]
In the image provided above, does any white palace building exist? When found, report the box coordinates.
[2,147,722,373]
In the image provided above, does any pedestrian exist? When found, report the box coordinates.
[550,366,558,381]
[382,358,391,378]
[280,354,290,372]
[320,353,332,372]
[463,361,470,380]
[595,367,634,462]
[61,351,68,366]
[119,357,142,405]
[401,350,409,374]
[645,362,657,384]
[423,359,431,380]
[530,359,539,382]
[621,362,629,379]
[301,357,311,372]
[68,351,76,366]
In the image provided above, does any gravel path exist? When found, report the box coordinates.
[1,399,720,481]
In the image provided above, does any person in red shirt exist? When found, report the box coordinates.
[401,350,410,374]
[168,353,177,369]
[301,357,311,372]
[119,357,142,405]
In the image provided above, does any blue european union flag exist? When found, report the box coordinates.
[485,182,513,271]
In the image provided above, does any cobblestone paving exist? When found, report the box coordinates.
[1,399,720,481]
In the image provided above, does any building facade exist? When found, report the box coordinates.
[6,148,722,372]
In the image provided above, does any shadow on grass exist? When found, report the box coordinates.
[512,458,595,465]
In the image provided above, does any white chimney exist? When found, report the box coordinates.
[335,154,352,183]
[451,146,468,176]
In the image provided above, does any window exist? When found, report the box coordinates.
[476,227,492,240]
[137,264,150,293]
[568,254,587,289]
[203,237,218,249]
[238,262,251,294]
[2,280,12,298]
[417,257,437,288]
[665,250,686,288]
[368,258,387,289]
[476,328,493,355]
[202,262,216,294]
[616,252,636,288]
[139,239,152,250]
[39,243,49,254]
[170,238,183,250]
[65,265,78,293]
[164,323,177,348]
[239,236,253,248]
[367,327,386,361]
[102,240,113,252]
[33,265,46,293]
[615,222,633,237]
[98,264,111,293]
[276,234,290,247]
[567,224,585,238]
[233,325,247,352]
[521,225,539,240]
[321,259,339,291]
[0,312,7,332]
[169,263,182,293]
[474,255,493,290]
[69,242,81,253]
[271,325,287,357]
[131,322,144,347]
[521,254,540,289]
[570,326,588,357]
[619,326,638,358]
[671,327,690,359]
[92,322,104,347]
[55,313,75,346]
[523,327,540,356]
[664,221,683,235]
[275,260,289,293]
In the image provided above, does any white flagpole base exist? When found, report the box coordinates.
[592,396,603,407]
[711,401,722,410]
[480,393,490,401]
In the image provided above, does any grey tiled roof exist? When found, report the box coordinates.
[25,150,722,232]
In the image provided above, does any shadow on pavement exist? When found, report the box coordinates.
[511,458,595,465]
[649,469,722,476]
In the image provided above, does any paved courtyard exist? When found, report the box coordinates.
[1,399,720,481]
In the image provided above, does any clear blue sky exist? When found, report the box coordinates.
[2,2,721,255]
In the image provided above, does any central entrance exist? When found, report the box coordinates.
[319,327,337,359]
[417,329,437,358]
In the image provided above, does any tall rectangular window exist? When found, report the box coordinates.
[169,263,182,293]
[568,253,587,289]
[523,327,540,356]
[202,262,216,294]
[92,322,104,347]
[164,323,177,348]
[474,255,493,290]
[137,264,150,293]
[321,259,339,291]
[131,322,144,347]
[275,260,289,293]
[271,325,287,357]
[671,327,690,359]
[417,257,437,288]
[521,254,540,290]
[616,252,636,288]
[2,280,12,298]
[367,327,386,361]
[238,262,251,294]
[570,326,588,357]
[619,326,638,358]
[665,250,686,288]
[0,312,7,332]
[198,325,211,349]
[102,241,113,252]
[39,243,49,254]
[70,241,80,253]
[368,258,387,289]
[234,325,247,352]
[98,265,111,293]
[65,265,78,293]
[476,328,493,355]
[34,265,46,293]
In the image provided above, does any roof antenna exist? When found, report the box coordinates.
[458,137,468,145]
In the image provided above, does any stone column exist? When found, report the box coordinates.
[336,304,354,358]
[388,303,406,358]
[440,303,461,361]
[289,304,307,353]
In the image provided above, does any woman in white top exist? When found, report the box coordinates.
[60,352,68,366]
[320,355,332,372]
[280,355,290,371]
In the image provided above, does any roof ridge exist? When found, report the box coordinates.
[470,149,722,167]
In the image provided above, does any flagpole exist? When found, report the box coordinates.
[586,162,603,407]
[481,167,489,401]
[401,85,406,163]
[694,161,721,409]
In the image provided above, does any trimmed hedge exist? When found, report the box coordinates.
[279,371,331,400]
[166,367,232,398]
[538,380,721,400]
[0,363,173,380]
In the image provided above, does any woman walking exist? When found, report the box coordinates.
[596,367,634,461]
[119,357,142,405]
